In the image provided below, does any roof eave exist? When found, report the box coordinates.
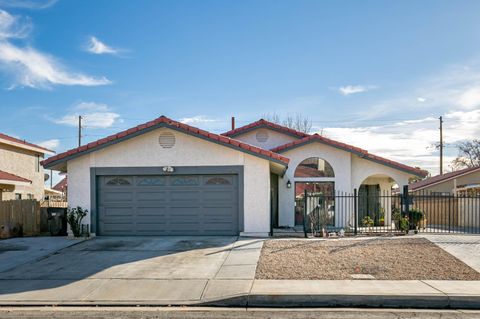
[43,122,289,169]
[275,138,426,178]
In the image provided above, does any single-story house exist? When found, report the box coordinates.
[410,166,480,196]
[0,133,55,201]
[42,116,427,236]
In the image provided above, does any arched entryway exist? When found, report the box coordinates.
[358,174,399,228]
[294,157,335,226]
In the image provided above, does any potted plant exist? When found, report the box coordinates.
[362,216,374,232]
[379,217,385,226]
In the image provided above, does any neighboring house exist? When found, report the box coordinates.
[42,116,426,236]
[53,176,68,195]
[0,133,54,201]
[410,166,480,196]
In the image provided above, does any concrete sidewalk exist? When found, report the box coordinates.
[1,278,480,308]
[1,236,480,309]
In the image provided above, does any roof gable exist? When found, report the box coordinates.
[271,134,428,177]
[41,116,289,169]
[222,119,309,139]
[0,133,54,154]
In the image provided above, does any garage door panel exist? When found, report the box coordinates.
[98,174,239,236]
[101,207,135,217]
[136,191,169,201]
[100,191,134,202]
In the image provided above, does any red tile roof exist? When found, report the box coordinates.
[271,134,428,177]
[0,133,54,153]
[0,170,32,184]
[42,116,290,168]
[410,166,480,190]
[222,119,310,138]
[53,177,68,192]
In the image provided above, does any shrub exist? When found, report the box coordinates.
[362,216,374,227]
[409,208,424,226]
[66,206,88,237]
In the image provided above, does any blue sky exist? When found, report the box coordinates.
[1,0,480,184]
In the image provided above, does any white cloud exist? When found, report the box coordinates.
[457,87,480,109]
[0,0,57,9]
[417,97,426,103]
[53,102,120,129]
[0,9,111,89]
[37,139,59,150]
[338,85,375,96]
[319,109,480,176]
[85,36,119,55]
[180,115,216,125]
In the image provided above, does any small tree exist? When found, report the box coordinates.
[66,206,87,237]
[263,113,315,134]
[452,139,480,169]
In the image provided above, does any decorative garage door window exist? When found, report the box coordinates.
[137,176,166,186]
[105,177,132,186]
[170,176,200,186]
[205,176,232,185]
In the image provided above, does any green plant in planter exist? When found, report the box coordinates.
[379,217,385,226]
[66,206,88,237]
[408,208,424,228]
[362,216,374,227]
[399,216,409,233]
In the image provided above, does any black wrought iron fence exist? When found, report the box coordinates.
[299,187,480,237]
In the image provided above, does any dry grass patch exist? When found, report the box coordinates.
[256,237,480,280]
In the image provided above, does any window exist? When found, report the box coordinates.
[137,177,166,186]
[27,194,34,200]
[106,177,132,186]
[36,155,41,172]
[294,157,334,178]
[15,193,22,200]
[205,177,231,185]
[170,176,199,186]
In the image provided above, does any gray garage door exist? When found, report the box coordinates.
[97,174,239,236]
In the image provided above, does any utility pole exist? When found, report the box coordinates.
[78,115,82,147]
[439,116,443,175]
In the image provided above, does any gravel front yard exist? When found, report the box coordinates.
[255,237,480,280]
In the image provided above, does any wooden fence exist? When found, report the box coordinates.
[1,199,69,236]
[0,200,41,236]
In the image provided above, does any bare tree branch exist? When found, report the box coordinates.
[452,139,480,169]
[262,113,315,134]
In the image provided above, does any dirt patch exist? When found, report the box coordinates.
[255,237,480,280]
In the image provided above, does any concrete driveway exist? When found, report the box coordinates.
[0,236,263,305]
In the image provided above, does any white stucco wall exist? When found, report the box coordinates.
[232,128,300,150]
[67,127,271,235]
[0,144,45,200]
[351,155,411,192]
[277,142,352,227]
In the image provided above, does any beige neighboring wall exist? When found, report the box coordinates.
[0,143,45,200]
[416,170,480,194]
[67,127,272,235]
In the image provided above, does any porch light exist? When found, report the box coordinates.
[162,166,175,173]
[286,180,292,188]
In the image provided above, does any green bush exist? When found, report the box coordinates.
[409,208,424,226]
[362,216,374,227]
[66,206,88,237]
